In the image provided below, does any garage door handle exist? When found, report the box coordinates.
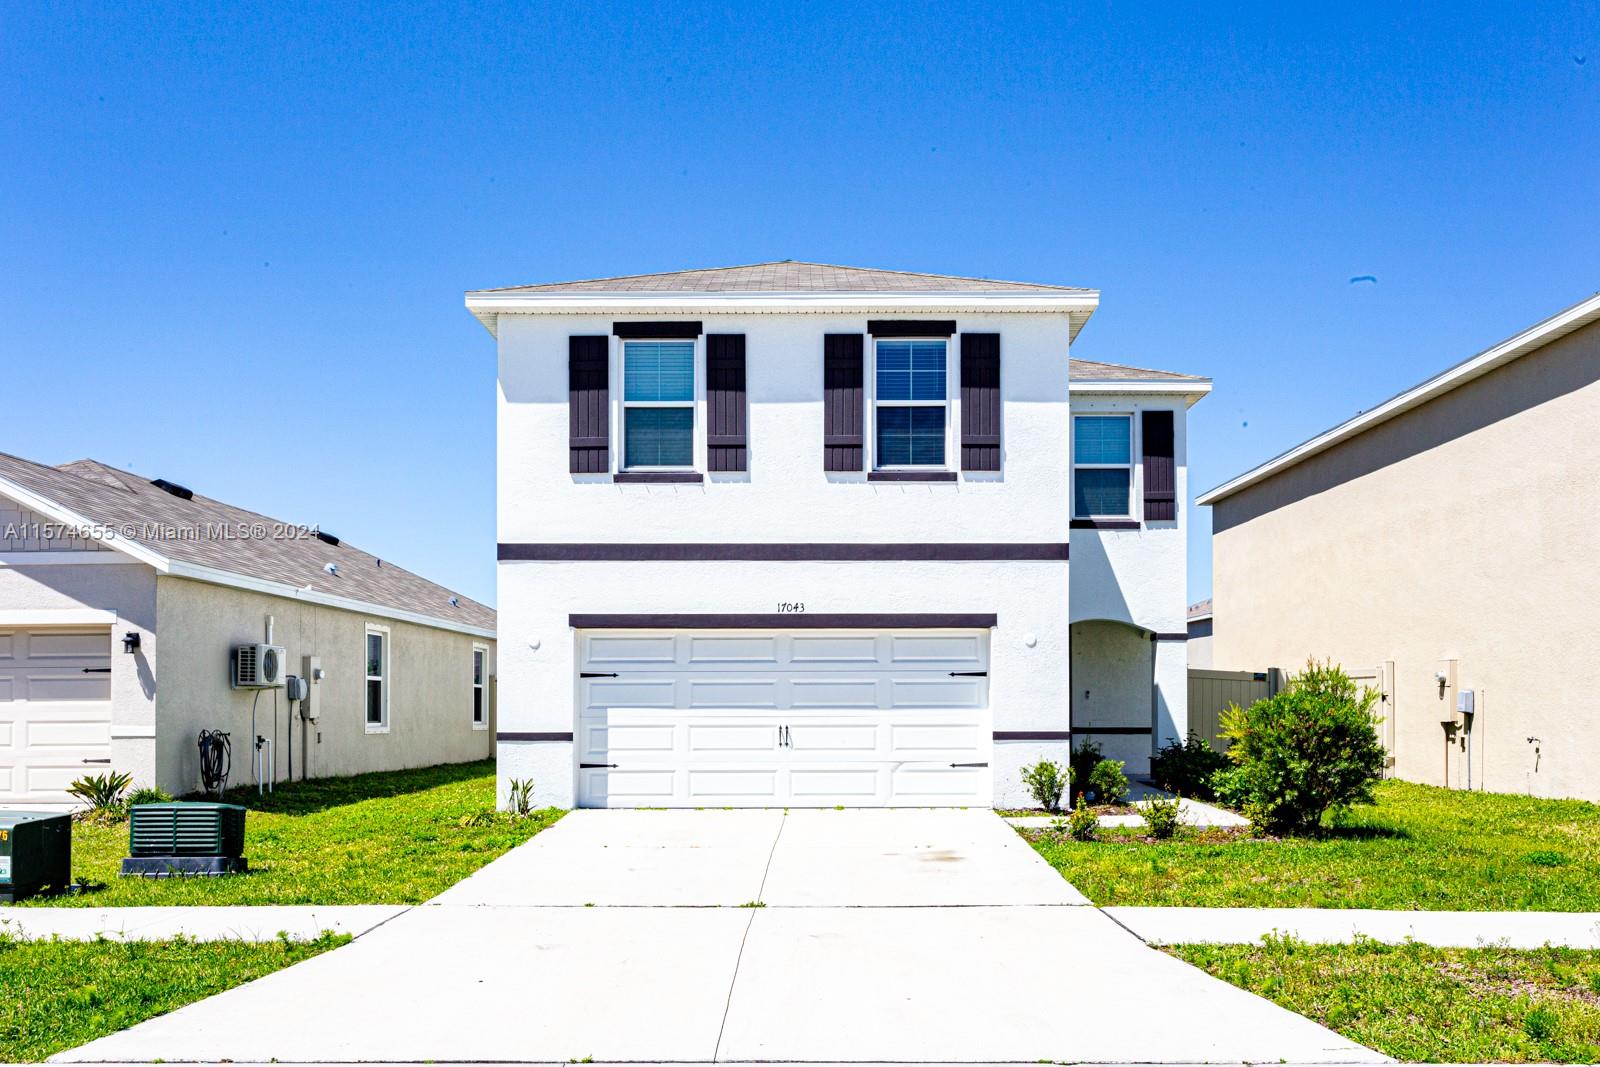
[950,762,988,768]
[948,671,986,677]
[580,672,618,678]
[82,667,111,674]
[81,758,111,764]
[579,762,618,769]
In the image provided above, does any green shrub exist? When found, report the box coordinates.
[506,778,536,816]
[1019,759,1070,812]
[1149,733,1229,801]
[67,771,132,818]
[126,786,173,807]
[1066,794,1098,841]
[1069,738,1104,797]
[1087,758,1129,806]
[1141,792,1183,839]
[1210,765,1253,810]
[1219,658,1387,835]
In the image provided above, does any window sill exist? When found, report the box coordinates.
[365,724,390,735]
[867,471,958,483]
[471,722,489,731]
[1070,518,1140,530]
[614,471,704,484]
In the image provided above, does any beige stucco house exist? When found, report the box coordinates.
[0,452,495,808]
[1198,291,1600,801]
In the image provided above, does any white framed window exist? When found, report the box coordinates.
[364,623,390,733]
[621,339,697,470]
[1073,414,1134,518]
[471,643,489,729]
[872,338,949,468]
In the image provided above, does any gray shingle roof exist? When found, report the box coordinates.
[1070,358,1209,383]
[0,452,494,632]
[471,260,1091,295]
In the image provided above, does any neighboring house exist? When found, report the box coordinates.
[1198,291,1600,801]
[0,452,496,808]
[1186,599,1213,669]
[471,261,1209,809]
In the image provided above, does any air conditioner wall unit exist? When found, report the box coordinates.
[233,643,287,688]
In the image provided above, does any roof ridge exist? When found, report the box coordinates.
[470,260,796,294]
[470,260,1087,294]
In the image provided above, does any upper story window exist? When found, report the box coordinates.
[622,340,695,469]
[1073,414,1133,517]
[874,339,948,468]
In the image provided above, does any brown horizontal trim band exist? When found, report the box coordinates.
[571,612,998,629]
[1150,632,1189,642]
[867,471,958,483]
[993,731,1072,741]
[1069,726,1154,735]
[613,472,705,484]
[1070,519,1141,530]
[613,321,702,338]
[868,319,957,337]
[496,732,574,742]
[501,543,1069,561]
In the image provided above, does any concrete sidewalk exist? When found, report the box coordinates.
[0,905,405,942]
[1110,906,1600,948]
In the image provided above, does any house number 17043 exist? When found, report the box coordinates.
[777,602,806,613]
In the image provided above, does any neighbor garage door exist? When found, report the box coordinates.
[576,629,991,807]
[0,627,113,809]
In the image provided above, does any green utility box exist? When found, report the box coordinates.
[122,802,248,877]
[0,811,72,902]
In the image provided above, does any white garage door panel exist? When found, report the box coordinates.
[0,627,114,810]
[577,629,991,808]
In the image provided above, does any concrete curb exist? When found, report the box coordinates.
[0,904,408,942]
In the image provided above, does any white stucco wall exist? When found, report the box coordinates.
[0,560,159,787]
[153,577,494,795]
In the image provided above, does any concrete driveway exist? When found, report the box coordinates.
[58,810,1383,1064]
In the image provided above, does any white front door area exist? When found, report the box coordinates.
[0,626,113,808]
[576,628,991,807]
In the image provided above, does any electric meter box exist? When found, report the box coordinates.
[0,810,72,902]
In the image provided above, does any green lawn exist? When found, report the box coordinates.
[1026,780,1600,909]
[0,932,347,1061]
[1173,938,1600,1063]
[18,760,563,906]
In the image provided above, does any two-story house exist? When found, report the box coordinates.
[469,262,1208,809]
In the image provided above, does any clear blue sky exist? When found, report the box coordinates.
[5,2,1596,608]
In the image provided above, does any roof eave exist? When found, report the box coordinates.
[1198,290,1600,506]
[1070,379,1213,405]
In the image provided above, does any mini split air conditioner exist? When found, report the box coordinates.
[233,643,287,689]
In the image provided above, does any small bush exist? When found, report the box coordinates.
[506,778,536,816]
[126,786,173,807]
[1019,759,1069,812]
[67,771,132,818]
[1066,794,1098,841]
[1087,758,1129,806]
[1210,766,1253,810]
[457,810,496,828]
[1523,1006,1558,1042]
[1219,658,1387,835]
[1069,738,1104,798]
[1149,733,1229,801]
[1141,793,1183,839]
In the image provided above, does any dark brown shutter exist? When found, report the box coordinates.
[706,334,747,472]
[1142,410,1176,521]
[568,336,609,474]
[960,333,1001,471]
[823,334,864,471]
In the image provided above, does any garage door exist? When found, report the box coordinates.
[576,629,990,807]
[0,627,113,809]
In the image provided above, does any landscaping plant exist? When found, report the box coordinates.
[1087,758,1129,806]
[126,786,173,807]
[1019,759,1070,812]
[1066,794,1098,841]
[1148,733,1229,801]
[1219,658,1387,835]
[1069,737,1104,798]
[66,770,132,820]
[1140,792,1183,839]
[506,777,537,816]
